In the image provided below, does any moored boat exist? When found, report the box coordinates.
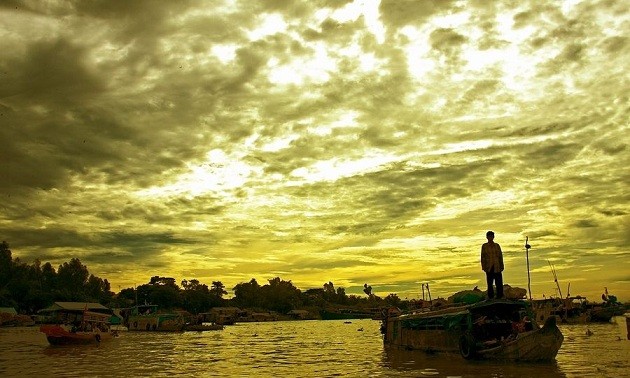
[532,296,590,324]
[320,307,378,320]
[381,299,563,361]
[587,289,626,322]
[123,304,185,332]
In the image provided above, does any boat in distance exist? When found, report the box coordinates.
[123,304,185,332]
[381,299,563,361]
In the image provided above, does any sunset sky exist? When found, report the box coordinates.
[1,0,628,301]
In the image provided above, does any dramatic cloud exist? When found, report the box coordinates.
[1,0,628,300]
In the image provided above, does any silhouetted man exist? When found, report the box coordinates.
[481,230,504,299]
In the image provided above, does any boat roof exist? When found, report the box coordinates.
[0,307,17,315]
[38,302,110,313]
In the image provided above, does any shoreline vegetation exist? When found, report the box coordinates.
[0,241,406,320]
[2,241,628,324]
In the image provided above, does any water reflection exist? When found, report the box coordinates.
[381,347,566,378]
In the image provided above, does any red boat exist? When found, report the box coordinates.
[40,309,117,345]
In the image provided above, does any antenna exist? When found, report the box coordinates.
[525,237,532,300]
[421,283,425,301]
[548,260,563,298]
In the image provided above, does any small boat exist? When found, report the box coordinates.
[320,307,378,320]
[183,323,224,331]
[40,310,117,345]
[587,290,626,322]
[381,299,563,361]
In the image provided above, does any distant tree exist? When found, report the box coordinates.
[302,288,325,307]
[336,287,348,304]
[85,274,113,303]
[323,281,335,294]
[149,276,178,288]
[56,258,90,301]
[233,278,261,308]
[261,277,302,313]
[210,281,227,298]
[41,262,57,291]
[181,279,211,314]
[182,279,205,291]
[140,276,181,309]
[0,241,13,288]
[322,281,337,302]
[384,293,401,307]
[114,287,138,307]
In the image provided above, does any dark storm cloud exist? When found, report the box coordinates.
[513,10,535,29]
[601,36,627,53]
[0,36,158,195]
[1,39,103,104]
[100,230,192,247]
[379,0,456,29]
[429,28,467,52]
[598,209,627,217]
[521,143,582,170]
[3,227,92,250]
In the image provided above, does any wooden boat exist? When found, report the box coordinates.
[381,299,563,361]
[123,305,185,332]
[587,290,626,322]
[40,310,117,345]
[532,296,590,324]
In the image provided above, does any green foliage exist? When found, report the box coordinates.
[232,278,261,308]
[0,242,113,312]
[1,241,406,316]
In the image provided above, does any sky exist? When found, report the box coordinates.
[1,0,628,302]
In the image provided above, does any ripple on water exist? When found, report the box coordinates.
[1,317,628,377]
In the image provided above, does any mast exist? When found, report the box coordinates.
[548,260,563,299]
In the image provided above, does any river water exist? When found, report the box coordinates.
[1,317,628,377]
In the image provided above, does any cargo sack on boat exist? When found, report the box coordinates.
[503,285,527,299]
[448,289,485,304]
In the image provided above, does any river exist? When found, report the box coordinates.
[1,317,628,377]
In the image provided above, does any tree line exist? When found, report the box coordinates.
[0,241,404,315]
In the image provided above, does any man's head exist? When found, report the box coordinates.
[486,231,495,239]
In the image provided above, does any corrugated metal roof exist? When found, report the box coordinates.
[38,302,109,313]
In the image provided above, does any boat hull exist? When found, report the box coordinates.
[40,325,115,345]
[382,301,563,362]
[127,315,185,332]
[475,317,563,361]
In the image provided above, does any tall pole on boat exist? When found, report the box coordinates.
[525,237,532,300]
[548,260,563,299]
